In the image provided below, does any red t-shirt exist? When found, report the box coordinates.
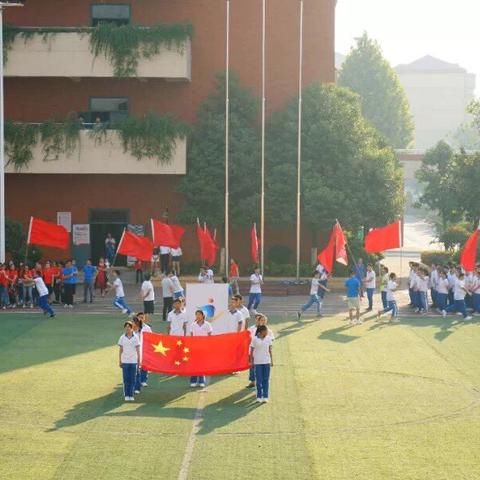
[134,260,143,270]
[43,267,55,285]
[0,270,8,287]
[7,269,18,284]
[229,262,239,278]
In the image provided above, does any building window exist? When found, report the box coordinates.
[88,97,129,124]
[91,4,131,26]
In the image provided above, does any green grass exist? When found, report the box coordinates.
[1,312,480,479]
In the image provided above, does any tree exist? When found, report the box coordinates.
[5,218,42,264]
[266,83,404,237]
[177,72,260,227]
[338,33,414,148]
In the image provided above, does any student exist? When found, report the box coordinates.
[132,316,151,393]
[472,268,480,314]
[415,269,429,314]
[429,263,439,308]
[161,273,174,321]
[159,246,171,274]
[297,271,330,319]
[108,270,133,315]
[435,270,450,313]
[62,260,76,308]
[140,273,155,323]
[22,266,35,309]
[198,266,214,284]
[42,261,55,303]
[247,267,263,314]
[118,321,140,402]
[364,264,376,311]
[83,259,97,304]
[377,272,399,322]
[227,298,246,332]
[167,298,188,336]
[229,258,240,295]
[408,262,418,306]
[71,260,79,304]
[95,258,108,297]
[6,263,18,308]
[247,313,274,388]
[354,258,366,298]
[442,271,472,320]
[0,264,10,309]
[250,325,274,403]
[189,310,213,388]
[345,270,361,325]
[446,266,457,306]
[33,271,55,318]
[171,247,182,277]
[232,294,250,328]
[134,259,144,285]
[169,271,185,299]
[379,266,389,309]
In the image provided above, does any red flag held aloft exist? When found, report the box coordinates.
[317,227,336,273]
[364,221,402,253]
[151,219,185,248]
[117,230,153,262]
[251,223,259,263]
[141,331,251,376]
[335,222,348,266]
[460,226,479,271]
[27,217,69,250]
[196,224,218,266]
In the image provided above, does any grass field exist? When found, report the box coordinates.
[1,311,480,480]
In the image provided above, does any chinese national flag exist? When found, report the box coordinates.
[365,221,402,253]
[117,230,153,262]
[27,217,69,250]
[151,219,185,248]
[460,226,479,271]
[250,223,259,263]
[141,331,251,376]
[334,222,348,266]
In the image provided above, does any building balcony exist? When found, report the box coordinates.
[4,30,191,80]
[5,130,186,175]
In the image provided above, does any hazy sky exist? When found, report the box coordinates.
[336,0,479,93]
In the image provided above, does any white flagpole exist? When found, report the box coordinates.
[260,0,266,277]
[295,0,304,280]
[225,0,230,276]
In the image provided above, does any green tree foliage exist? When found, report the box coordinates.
[438,222,472,251]
[338,33,414,148]
[177,72,261,226]
[6,218,42,264]
[415,141,480,227]
[266,83,404,234]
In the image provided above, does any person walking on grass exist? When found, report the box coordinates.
[345,270,361,325]
[364,264,376,311]
[189,310,212,388]
[118,320,140,402]
[441,271,472,321]
[297,271,330,320]
[108,270,133,316]
[354,258,366,298]
[250,325,273,403]
[377,272,399,322]
[379,265,389,310]
[247,313,274,389]
[247,267,263,314]
[33,271,55,318]
[83,259,97,304]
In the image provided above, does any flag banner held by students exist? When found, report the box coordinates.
[151,219,185,248]
[251,223,259,263]
[141,331,251,376]
[117,230,153,262]
[364,221,402,253]
[27,217,69,250]
[335,221,348,265]
[460,226,479,271]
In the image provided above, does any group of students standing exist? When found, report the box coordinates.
[117,293,274,404]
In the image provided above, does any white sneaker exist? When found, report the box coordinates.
[262,398,269,403]
[30,304,34,309]
[134,390,140,394]
[442,310,447,318]
[465,316,473,321]
[124,396,129,401]
[68,305,73,309]
[128,397,135,401]
[256,397,263,403]
[199,383,206,388]
[141,382,148,387]
[122,308,128,314]
[190,383,198,388]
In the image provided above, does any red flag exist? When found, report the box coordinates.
[117,230,153,262]
[151,219,185,248]
[318,227,336,273]
[27,217,69,250]
[365,221,402,253]
[335,222,348,266]
[141,331,251,376]
[196,224,218,266]
[250,223,259,263]
[460,226,479,271]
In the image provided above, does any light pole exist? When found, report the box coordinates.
[0,1,24,263]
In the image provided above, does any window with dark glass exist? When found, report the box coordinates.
[88,97,129,124]
[91,4,131,26]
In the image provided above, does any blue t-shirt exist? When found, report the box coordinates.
[345,277,361,298]
[354,264,366,280]
[83,265,97,283]
[63,267,76,284]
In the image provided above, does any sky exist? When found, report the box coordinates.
[336,0,480,93]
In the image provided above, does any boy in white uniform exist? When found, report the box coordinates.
[33,271,55,318]
[189,310,213,388]
[169,270,185,298]
[297,271,329,319]
[108,270,133,315]
[198,266,214,283]
[167,298,189,336]
[232,294,250,328]
[442,272,472,320]
[247,267,263,314]
[377,272,399,322]
[140,273,155,323]
[226,298,246,332]
[364,264,376,311]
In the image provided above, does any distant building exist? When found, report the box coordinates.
[396,55,476,149]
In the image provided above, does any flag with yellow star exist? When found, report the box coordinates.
[141,331,251,376]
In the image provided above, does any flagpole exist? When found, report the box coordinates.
[260,0,266,277]
[224,0,230,277]
[24,216,33,265]
[295,0,304,280]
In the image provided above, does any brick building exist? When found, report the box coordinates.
[4,0,335,266]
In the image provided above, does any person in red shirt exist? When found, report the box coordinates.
[229,258,240,295]
[7,264,18,308]
[43,261,55,303]
[0,264,10,308]
[51,261,62,304]
[22,266,35,308]
[134,259,143,285]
